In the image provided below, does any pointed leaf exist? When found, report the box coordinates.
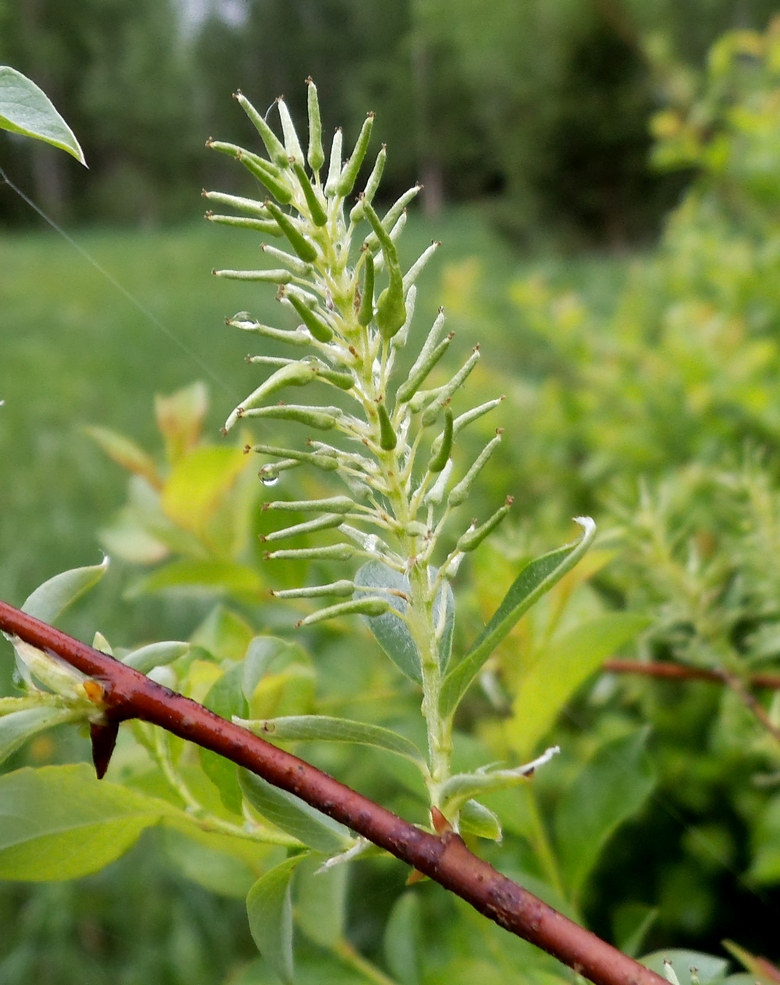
[384,892,421,985]
[240,770,353,854]
[201,664,250,814]
[121,640,189,674]
[22,558,109,624]
[458,799,502,841]
[295,853,348,948]
[0,764,173,880]
[641,952,729,985]
[84,425,161,488]
[155,381,208,464]
[555,729,655,900]
[354,561,419,682]
[439,519,596,718]
[508,612,650,758]
[0,707,81,766]
[354,561,454,683]
[0,66,86,164]
[247,855,305,984]
[126,559,263,600]
[161,445,249,539]
[235,715,427,770]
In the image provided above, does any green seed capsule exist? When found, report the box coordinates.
[377,400,397,450]
[358,252,375,326]
[315,365,354,390]
[264,200,319,264]
[428,408,453,473]
[266,544,355,561]
[228,318,310,347]
[336,113,375,197]
[421,347,481,427]
[292,160,328,226]
[350,146,387,222]
[456,497,514,553]
[325,127,343,196]
[364,184,421,251]
[276,96,304,164]
[234,91,290,169]
[361,198,400,269]
[396,331,453,405]
[453,396,505,436]
[403,241,440,293]
[261,243,312,275]
[261,513,345,543]
[251,443,341,471]
[205,213,281,235]
[306,78,325,173]
[239,404,342,430]
[295,596,390,628]
[283,291,334,343]
[213,268,292,284]
[376,275,406,339]
[391,284,416,349]
[223,362,321,432]
[265,496,355,514]
[447,432,502,507]
[272,580,355,599]
[202,189,271,218]
[206,141,291,203]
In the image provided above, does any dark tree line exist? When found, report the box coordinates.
[1,0,778,242]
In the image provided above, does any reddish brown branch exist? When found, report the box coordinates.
[0,599,665,985]
[603,659,780,691]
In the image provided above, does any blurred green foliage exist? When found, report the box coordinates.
[1,0,779,242]
[5,12,780,985]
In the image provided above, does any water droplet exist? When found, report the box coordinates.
[261,475,280,487]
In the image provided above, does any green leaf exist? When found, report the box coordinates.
[191,605,256,663]
[354,561,420,682]
[84,425,161,488]
[0,707,81,766]
[21,558,109,624]
[0,764,173,880]
[126,559,264,600]
[235,715,427,770]
[240,770,353,854]
[0,66,86,164]
[161,445,249,539]
[247,855,306,985]
[554,729,655,901]
[161,827,262,899]
[121,640,189,674]
[354,561,454,683]
[614,903,658,959]
[295,853,348,948]
[384,892,421,985]
[439,518,596,718]
[507,612,650,758]
[201,664,250,815]
[458,799,502,841]
[641,951,729,985]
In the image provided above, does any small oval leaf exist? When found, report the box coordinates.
[240,770,353,854]
[21,558,109,624]
[247,855,305,985]
[0,66,86,164]
[235,715,427,770]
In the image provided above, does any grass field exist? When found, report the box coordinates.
[0,206,629,649]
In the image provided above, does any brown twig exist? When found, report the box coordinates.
[603,659,780,691]
[0,599,665,985]
[604,659,780,746]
